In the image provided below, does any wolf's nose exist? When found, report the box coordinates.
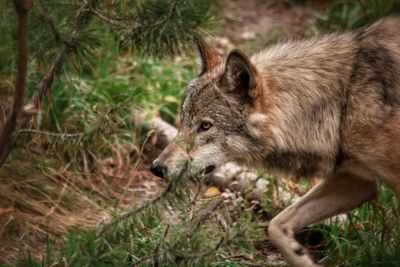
[150,162,166,179]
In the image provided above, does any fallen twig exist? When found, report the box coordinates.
[18,129,84,139]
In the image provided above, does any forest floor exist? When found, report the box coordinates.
[218,0,328,51]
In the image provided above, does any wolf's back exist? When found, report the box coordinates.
[356,16,400,106]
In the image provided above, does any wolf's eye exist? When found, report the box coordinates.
[199,121,212,132]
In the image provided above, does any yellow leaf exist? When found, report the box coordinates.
[203,186,221,198]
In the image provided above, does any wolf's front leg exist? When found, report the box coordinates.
[268,171,377,267]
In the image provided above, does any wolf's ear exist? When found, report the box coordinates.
[196,39,223,76]
[220,49,260,100]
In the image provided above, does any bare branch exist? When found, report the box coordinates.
[31,51,64,107]
[88,7,122,27]
[18,129,84,140]
[0,0,32,164]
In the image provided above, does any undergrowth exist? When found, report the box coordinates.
[0,32,197,263]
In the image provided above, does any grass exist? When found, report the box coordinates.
[321,186,400,267]
[315,0,400,31]
[37,51,194,131]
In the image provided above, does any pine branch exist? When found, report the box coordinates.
[74,0,94,29]
[119,0,217,58]
[0,0,32,166]
[131,196,225,265]
[98,161,192,235]
[38,0,62,44]
[150,0,179,28]
[183,196,225,238]
[97,186,169,236]
[31,0,95,108]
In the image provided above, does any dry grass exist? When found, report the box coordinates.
[0,129,163,264]
[0,151,99,262]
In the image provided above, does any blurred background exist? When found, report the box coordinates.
[1,1,400,266]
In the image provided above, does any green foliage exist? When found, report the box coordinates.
[119,0,220,58]
[317,0,400,30]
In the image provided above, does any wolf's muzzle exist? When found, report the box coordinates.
[150,162,167,179]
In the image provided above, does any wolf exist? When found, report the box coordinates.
[151,17,400,266]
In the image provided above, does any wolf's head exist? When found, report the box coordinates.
[151,41,273,179]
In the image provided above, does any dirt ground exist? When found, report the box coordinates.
[215,0,331,55]
[222,0,308,40]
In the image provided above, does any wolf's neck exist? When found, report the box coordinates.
[251,33,358,178]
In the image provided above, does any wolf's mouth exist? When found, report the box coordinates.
[202,165,216,175]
